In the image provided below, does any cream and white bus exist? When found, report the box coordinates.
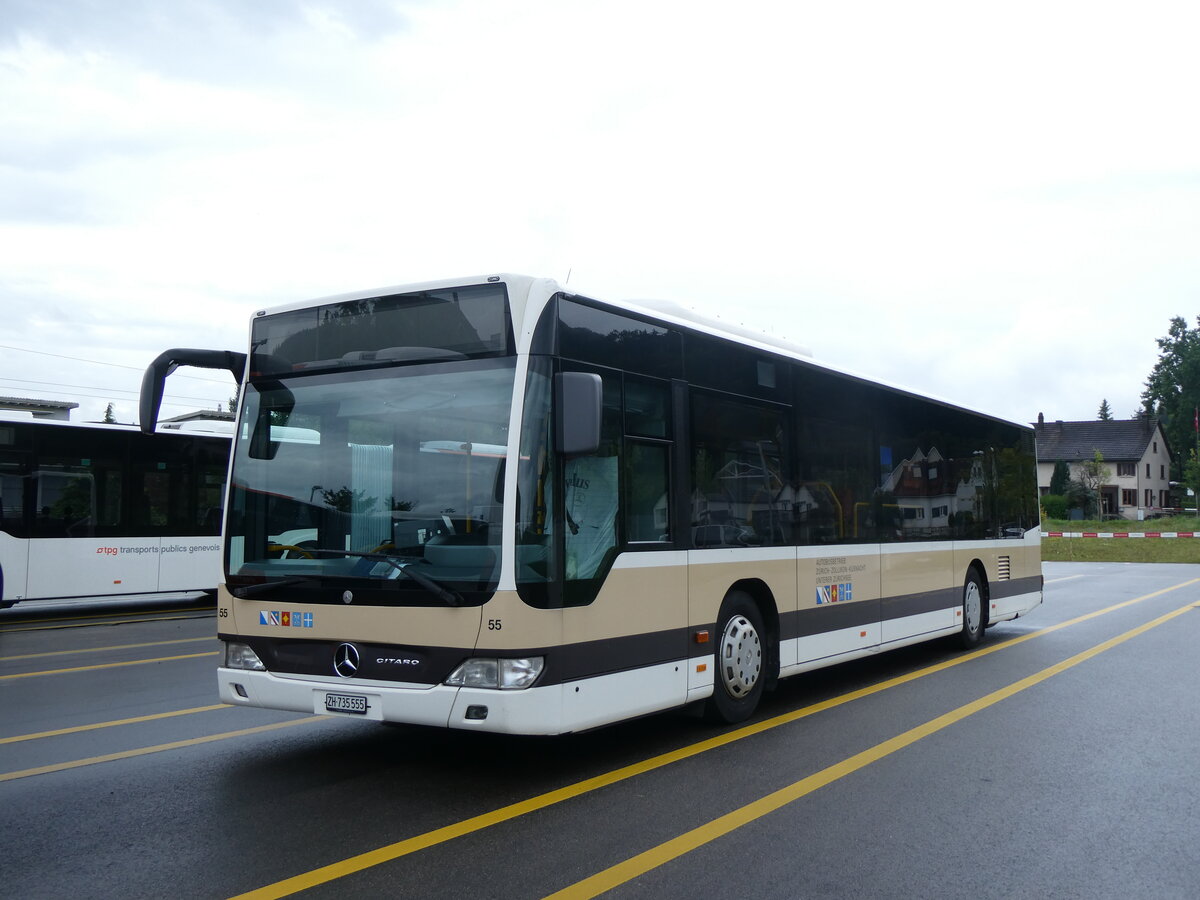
[140,274,1042,734]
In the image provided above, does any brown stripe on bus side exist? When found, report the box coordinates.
[217,575,1042,689]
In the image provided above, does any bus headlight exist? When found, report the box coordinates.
[224,641,266,671]
[445,657,544,690]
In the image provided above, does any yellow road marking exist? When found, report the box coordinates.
[0,651,219,680]
[0,704,230,745]
[1,636,216,662]
[546,599,1200,899]
[230,579,1200,900]
[0,717,327,782]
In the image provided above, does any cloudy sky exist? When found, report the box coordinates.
[2,0,1197,427]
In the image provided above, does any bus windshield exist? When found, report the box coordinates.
[226,358,515,603]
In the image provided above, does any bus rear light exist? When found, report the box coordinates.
[224,641,266,672]
[445,657,544,690]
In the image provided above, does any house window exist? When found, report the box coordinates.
[1117,462,1135,477]
[1161,465,1166,479]
[1146,464,1151,478]
[1145,489,1153,508]
[1161,489,1170,508]
[1154,441,1158,454]
[1122,489,1137,506]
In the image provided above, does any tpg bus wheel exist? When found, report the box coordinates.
[705,591,766,724]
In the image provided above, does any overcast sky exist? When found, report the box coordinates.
[2,0,1197,428]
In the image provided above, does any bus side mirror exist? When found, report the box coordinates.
[555,372,602,458]
[139,348,247,434]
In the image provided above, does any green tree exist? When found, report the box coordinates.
[1064,479,1094,516]
[1049,460,1070,496]
[103,402,116,424]
[1098,399,1112,421]
[1073,450,1111,518]
[1184,449,1200,512]
[1142,315,1200,476]
[1041,494,1068,520]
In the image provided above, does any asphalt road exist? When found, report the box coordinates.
[2,563,1199,899]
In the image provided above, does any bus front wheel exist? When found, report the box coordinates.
[705,591,766,724]
[959,569,986,649]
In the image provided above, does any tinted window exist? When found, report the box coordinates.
[625,378,670,439]
[626,442,670,542]
[253,283,512,375]
[795,415,876,544]
[691,393,789,547]
[558,299,683,379]
[0,453,24,536]
[685,333,788,401]
[793,366,877,543]
[875,393,1037,541]
[0,424,227,539]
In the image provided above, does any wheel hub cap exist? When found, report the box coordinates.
[965,582,982,632]
[719,614,762,698]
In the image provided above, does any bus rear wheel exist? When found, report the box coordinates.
[959,569,986,649]
[705,591,766,724]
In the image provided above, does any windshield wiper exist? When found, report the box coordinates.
[232,576,314,599]
[307,548,465,607]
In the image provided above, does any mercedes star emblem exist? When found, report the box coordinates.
[333,643,360,678]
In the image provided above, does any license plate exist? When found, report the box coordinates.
[325,693,368,714]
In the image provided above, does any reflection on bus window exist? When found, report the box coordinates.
[690,393,788,548]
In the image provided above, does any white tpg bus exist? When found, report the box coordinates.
[0,415,228,608]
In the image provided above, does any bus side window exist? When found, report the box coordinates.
[623,378,671,544]
[564,454,619,579]
[34,470,96,538]
[0,472,25,536]
[563,370,622,583]
[624,442,669,542]
[690,393,788,547]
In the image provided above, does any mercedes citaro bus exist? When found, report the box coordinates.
[140,274,1041,734]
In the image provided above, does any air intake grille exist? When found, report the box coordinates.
[997,556,1011,580]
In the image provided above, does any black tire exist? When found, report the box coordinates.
[704,591,767,724]
[959,569,986,649]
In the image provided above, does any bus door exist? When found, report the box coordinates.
[559,368,690,719]
[0,450,30,603]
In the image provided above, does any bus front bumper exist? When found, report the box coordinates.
[218,667,566,735]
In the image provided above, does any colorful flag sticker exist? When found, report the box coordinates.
[259,610,314,627]
[816,583,853,605]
